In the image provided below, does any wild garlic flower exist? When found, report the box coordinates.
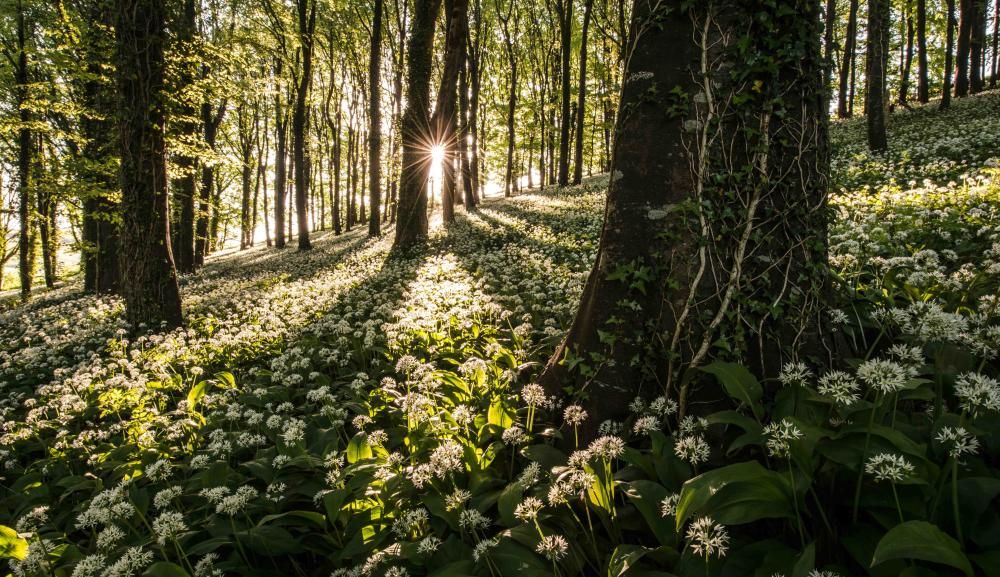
[858,359,910,394]
[391,508,429,539]
[514,496,544,521]
[648,396,678,417]
[779,362,812,387]
[445,489,471,511]
[502,425,528,446]
[15,505,49,532]
[459,509,491,531]
[817,371,861,406]
[452,405,475,426]
[145,458,172,482]
[472,537,499,562]
[679,416,709,435]
[660,493,680,518]
[588,435,625,460]
[536,534,569,561]
[430,440,464,476]
[633,415,659,436]
[103,546,153,577]
[674,435,710,465]
[417,536,441,554]
[193,553,223,577]
[216,486,257,516]
[70,554,107,577]
[153,511,188,545]
[954,372,1000,417]
[96,526,125,551]
[936,426,980,459]
[763,419,803,458]
[521,383,546,407]
[517,462,542,488]
[686,516,729,559]
[865,453,915,482]
[563,404,588,426]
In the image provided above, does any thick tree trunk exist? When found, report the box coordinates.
[434,0,468,224]
[369,0,384,237]
[943,0,956,109]
[116,0,183,329]
[556,0,572,186]
[838,0,859,118]
[992,0,999,88]
[867,0,890,152]
[956,0,973,97]
[573,0,594,186]
[539,0,828,432]
[394,0,443,248]
[917,0,930,102]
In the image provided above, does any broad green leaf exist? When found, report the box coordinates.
[142,562,191,577]
[701,362,763,420]
[257,510,326,529]
[676,461,793,529]
[623,481,675,545]
[347,434,373,463]
[871,521,972,577]
[792,543,815,577]
[497,483,523,527]
[521,444,567,469]
[0,525,28,561]
[607,544,649,577]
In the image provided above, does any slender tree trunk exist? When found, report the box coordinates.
[394,0,443,247]
[900,7,915,105]
[499,3,517,198]
[172,0,198,273]
[992,0,999,88]
[917,0,930,102]
[116,0,183,329]
[838,0,858,118]
[369,0,384,236]
[294,0,317,250]
[943,0,956,109]
[573,0,594,185]
[274,70,288,248]
[556,0,572,186]
[867,0,890,151]
[956,0,973,97]
[459,55,476,210]
[970,0,986,93]
[196,100,225,266]
[15,0,33,299]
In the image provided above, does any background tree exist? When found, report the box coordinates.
[867,0,890,152]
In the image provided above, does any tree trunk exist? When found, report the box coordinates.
[369,0,384,236]
[943,0,956,109]
[900,6,915,106]
[499,1,517,198]
[15,0,34,299]
[838,0,858,118]
[394,0,443,248]
[459,53,476,211]
[556,0,572,186]
[196,100,225,266]
[116,0,183,329]
[970,0,986,93]
[573,0,594,186]
[433,0,469,225]
[956,0,973,97]
[867,0,889,152]
[172,0,198,274]
[539,0,829,432]
[294,0,317,250]
[992,0,999,88]
[917,0,930,102]
[274,68,288,248]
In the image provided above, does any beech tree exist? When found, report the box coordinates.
[867,0,889,152]
[115,0,183,328]
[539,0,829,429]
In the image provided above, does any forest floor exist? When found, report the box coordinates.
[1,91,999,577]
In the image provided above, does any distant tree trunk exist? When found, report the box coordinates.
[838,0,858,118]
[917,0,930,102]
[943,0,956,109]
[498,1,517,198]
[259,107,272,247]
[369,0,384,237]
[274,68,288,248]
[539,0,828,431]
[459,55,476,211]
[468,17,483,201]
[992,0,999,88]
[333,107,342,235]
[196,100,225,266]
[15,0,34,299]
[432,0,470,224]
[556,0,572,186]
[116,0,183,329]
[900,6,915,106]
[172,0,198,274]
[80,1,121,294]
[294,0,317,250]
[573,0,594,186]
[394,0,443,248]
[867,0,890,152]
[970,0,986,93]
[36,174,56,288]
[956,0,973,97]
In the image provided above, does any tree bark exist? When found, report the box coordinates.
[970,0,986,93]
[838,0,859,118]
[867,0,890,152]
[556,0,572,186]
[956,0,973,97]
[116,0,183,329]
[294,0,317,250]
[539,0,828,433]
[15,0,34,299]
[917,0,930,102]
[573,0,594,186]
[943,0,956,109]
[274,61,289,248]
[172,0,198,273]
[394,0,443,248]
[900,6,915,106]
[369,0,384,237]
[498,0,517,198]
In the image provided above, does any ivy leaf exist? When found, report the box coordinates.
[871,521,973,577]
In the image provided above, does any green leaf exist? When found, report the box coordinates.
[497,483,524,527]
[871,521,973,577]
[792,543,815,577]
[607,545,649,577]
[257,510,326,529]
[347,434,373,463]
[623,481,675,545]
[520,444,567,470]
[142,562,191,577]
[675,461,793,529]
[0,525,28,561]
[701,362,763,420]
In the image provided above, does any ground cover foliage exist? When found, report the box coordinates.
[1,93,1000,577]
